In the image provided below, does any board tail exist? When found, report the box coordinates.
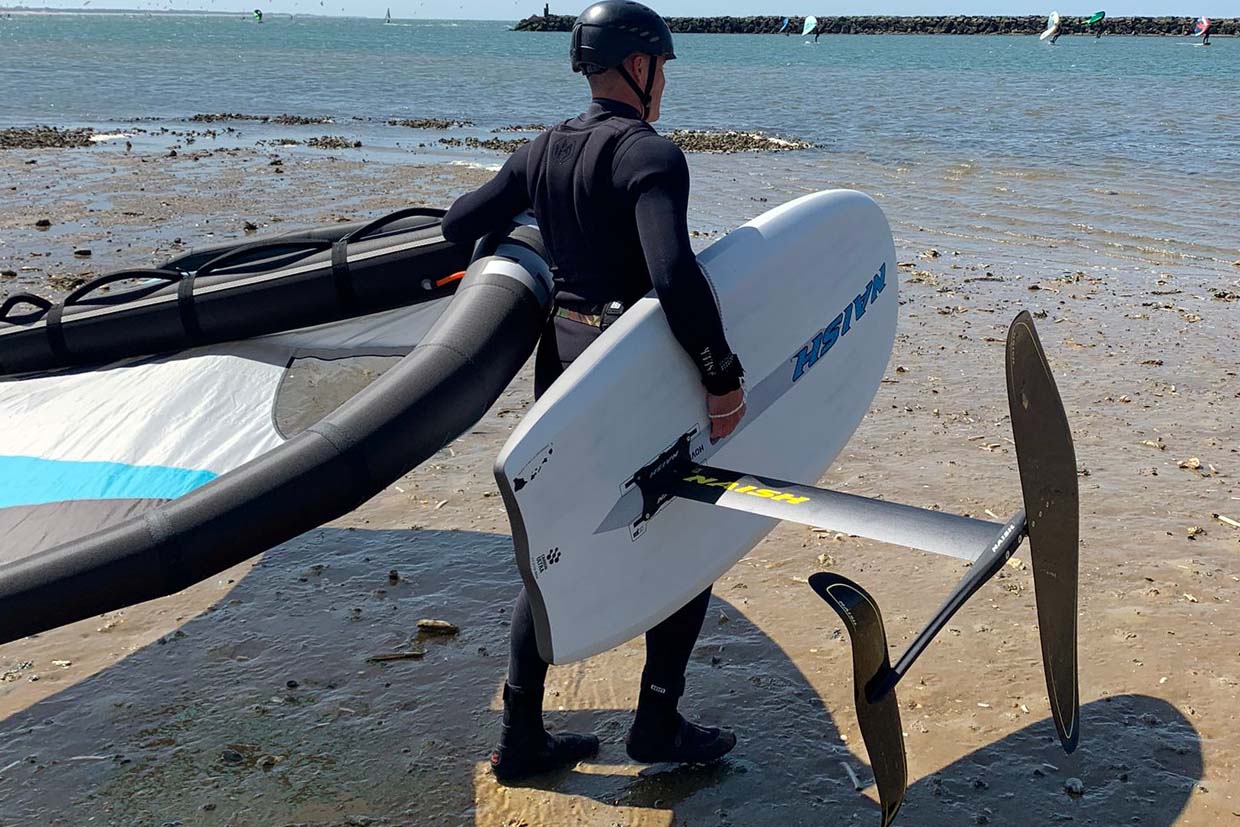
[809,572,906,827]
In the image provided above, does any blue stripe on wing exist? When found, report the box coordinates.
[0,455,217,508]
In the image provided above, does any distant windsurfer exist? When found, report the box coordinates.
[1042,10,1063,43]
[1086,10,1106,38]
[443,0,746,781]
[1192,15,1212,43]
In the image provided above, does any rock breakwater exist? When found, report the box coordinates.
[515,14,1235,36]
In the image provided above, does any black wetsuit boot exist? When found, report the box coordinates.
[490,682,599,782]
[490,590,598,781]
[625,675,737,765]
[624,589,737,765]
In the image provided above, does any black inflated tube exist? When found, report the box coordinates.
[0,229,552,645]
[0,212,470,378]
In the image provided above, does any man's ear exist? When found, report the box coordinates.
[627,53,646,83]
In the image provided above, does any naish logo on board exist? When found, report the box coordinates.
[682,473,810,505]
[791,262,887,383]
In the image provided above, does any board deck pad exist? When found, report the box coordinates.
[1007,310,1081,753]
[495,190,898,664]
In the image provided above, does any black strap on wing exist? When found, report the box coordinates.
[194,235,335,324]
[193,237,335,280]
[339,206,446,241]
[45,301,71,361]
[58,269,183,307]
[164,208,444,339]
[327,208,447,311]
[0,293,53,323]
[330,239,355,308]
[46,269,186,361]
[176,270,203,342]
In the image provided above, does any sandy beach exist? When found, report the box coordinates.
[1,136,1238,827]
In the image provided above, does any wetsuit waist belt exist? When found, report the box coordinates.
[554,300,626,330]
[554,307,605,327]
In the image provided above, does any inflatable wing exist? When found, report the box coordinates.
[0,216,552,645]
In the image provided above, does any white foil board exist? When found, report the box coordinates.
[495,190,898,664]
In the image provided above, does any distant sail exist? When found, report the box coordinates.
[1086,10,1105,24]
[1039,10,1061,40]
[253,9,263,22]
[801,15,818,36]
[385,8,392,23]
[1193,16,1211,36]
[779,16,790,33]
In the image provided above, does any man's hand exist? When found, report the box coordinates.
[707,387,746,443]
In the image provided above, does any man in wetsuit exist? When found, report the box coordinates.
[441,0,747,781]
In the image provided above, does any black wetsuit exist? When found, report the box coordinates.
[443,98,741,725]
[443,98,742,397]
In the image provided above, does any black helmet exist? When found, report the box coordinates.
[570,0,675,75]
[570,1,674,121]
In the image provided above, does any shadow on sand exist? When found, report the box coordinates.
[0,528,1202,826]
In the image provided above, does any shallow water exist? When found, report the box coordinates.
[3,16,1236,279]
[2,15,1238,176]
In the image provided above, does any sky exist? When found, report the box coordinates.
[15,1,1236,21]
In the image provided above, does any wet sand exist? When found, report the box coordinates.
[1,145,1238,826]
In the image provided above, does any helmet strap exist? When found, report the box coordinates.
[641,57,658,118]
[616,56,657,121]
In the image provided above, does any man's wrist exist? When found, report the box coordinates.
[701,353,744,396]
